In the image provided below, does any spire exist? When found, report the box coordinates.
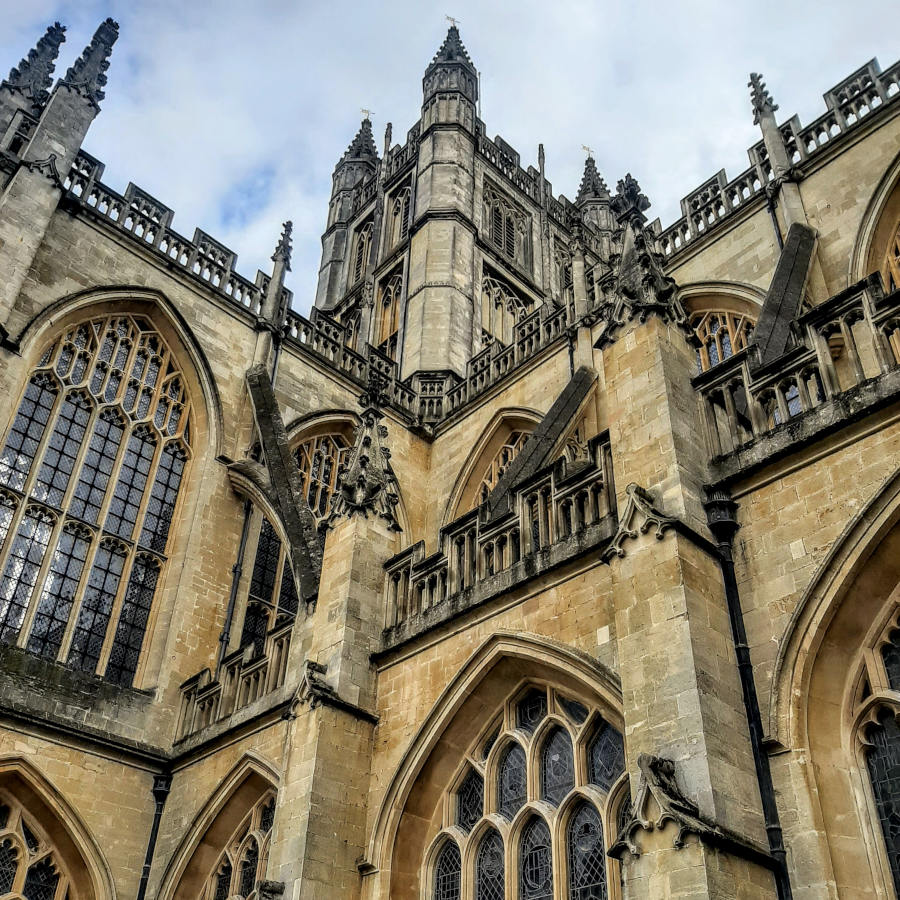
[3,22,66,112]
[422,25,478,108]
[749,72,778,125]
[426,26,476,74]
[62,18,118,106]
[576,156,609,205]
[341,117,378,163]
[271,220,293,270]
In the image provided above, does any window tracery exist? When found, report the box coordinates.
[474,430,530,509]
[690,310,755,372]
[294,433,350,521]
[0,792,70,900]
[352,221,373,285]
[882,216,900,292]
[0,315,191,686]
[434,841,462,900]
[424,684,626,899]
[203,791,275,900]
[390,186,412,246]
[376,271,403,361]
[480,275,532,348]
[483,185,530,270]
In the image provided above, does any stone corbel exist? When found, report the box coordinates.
[291,660,379,724]
[256,881,285,900]
[602,483,677,561]
[21,153,63,188]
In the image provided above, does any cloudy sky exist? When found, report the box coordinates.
[2,1,897,313]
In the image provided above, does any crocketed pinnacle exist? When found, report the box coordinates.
[576,156,609,205]
[426,25,476,74]
[4,22,66,111]
[272,220,293,270]
[749,72,778,125]
[63,17,119,105]
[341,117,379,162]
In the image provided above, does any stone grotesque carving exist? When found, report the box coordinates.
[61,18,118,106]
[325,370,401,529]
[257,881,285,900]
[603,483,677,561]
[295,660,339,710]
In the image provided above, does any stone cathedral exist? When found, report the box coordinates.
[1,15,900,900]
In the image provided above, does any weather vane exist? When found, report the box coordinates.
[361,108,372,120]
[445,14,459,27]
[581,144,593,158]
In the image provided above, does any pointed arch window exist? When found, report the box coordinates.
[475,829,504,900]
[0,315,191,686]
[480,274,532,348]
[294,433,351,521]
[483,184,530,270]
[567,802,607,900]
[352,220,374,285]
[376,270,403,361]
[474,430,530,509]
[433,841,461,900]
[540,726,574,805]
[866,709,900,892]
[519,817,552,900]
[690,310,755,373]
[390,186,412,246]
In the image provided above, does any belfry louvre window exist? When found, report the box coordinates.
[390,186,412,245]
[205,791,275,900]
[691,310,755,372]
[0,315,191,686]
[483,185,529,268]
[426,684,627,900]
[0,791,72,900]
[352,221,373,285]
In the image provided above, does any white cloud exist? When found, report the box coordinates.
[2,0,897,313]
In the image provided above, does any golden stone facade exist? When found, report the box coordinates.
[0,18,900,900]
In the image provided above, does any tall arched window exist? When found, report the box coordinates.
[424,684,626,899]
[376,270,403,360]
[294,433,350,520]
[690,309,755,373]
[474,430,529,508]
[352,221,373,285]
[483,184,530,270]
[203,791,275,900]
[390,186,412,246]
[480,274,532,348]
[434,840,461,900]
[0,315,191,686]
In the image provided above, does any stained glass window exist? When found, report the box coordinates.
[882,631,900,692]
[559,696,589,725]
[567,803,607,900]
[475,829,504,900]
[691,310,755,373]
[0,838,17,894]
[0,793,69,900]
[239,601,269,657]
[213,861,232,900]
[540,726,575,805]
[238,839,258,897]
[0,315,191,685]
[22,858,59,900]
[519,817,552,900]
[498,743,527,820]
[516,688,547,733]
[456,769,483,832]
[589,720,625,792]
[867,708,900,893]
[433,841,461,900]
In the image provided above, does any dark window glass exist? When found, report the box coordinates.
[867,708,900,894]
[21,822,38,853]
[239,601,269,657]
[213,861,232,900]
[540,726,575,805]
[589,721,625,792]
[567,802,607,900]
[250,519,281,603]
[475,828,504,900]
[23,858,59,900]
[433,841,461,900]
[26,524,91,659]
[517,688,547,733]
[0,508,55,644]
[67,540,127,673]
[105,554,159,685]
[238,839,258,897]
[260,798,275,834]
[104,428,156,540]
[456,768,483,832]
[498,743,527,820]
[139,442,185,553]
[277,559,298,618]
[69,410,125,525]
[32,392,92,508]
[482,726,500,761]
[0,375,58,492]
[559,696,589,725]
[519,817,552,900]
[883,632,900,692]
[0,838,18,894]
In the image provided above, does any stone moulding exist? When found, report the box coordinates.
[292,660,378,724]
[601,483,678,561]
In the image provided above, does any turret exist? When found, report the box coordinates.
[421,25,477,132]
[576,155,612,232]
[314,118,379,310]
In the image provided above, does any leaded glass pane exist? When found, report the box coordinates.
[239,601,269,657]
[277,559,298,618]
[0,508,55,644]
[213,860,232,900]
[867,708,900,893]
[249,519,281,603]
[260,798,275,834]
[559,696,589,725]
[138,442,185,553]
[26,525,91,659]
[433,841,461,900]
[475,829,504,900]
[104,428,156,540]
[23,858,59,900]
[540,726,574,805]
[69,410,125,525]
[105,555,159,685]
[519,817,552,900]
[32,392,92,508]
[516,688,547,733]
[0,493,16,547]
[883,631,900,692]
[482,726,500,761]
[589,721,625,792]
[67,540,127,673]
[0,837,18,894]
[0,375,58,492]
[498,743,526,820]
[567,803,607,900]
[238,839,258,897]
[456,768,483,832]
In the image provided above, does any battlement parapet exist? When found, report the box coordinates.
[655,56,900,260]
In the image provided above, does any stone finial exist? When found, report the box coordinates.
[341,117,379,162]
[4,22,66,112]
[749,72,778,125]
[271,220,292,270]
[610,173,651,225]
[62,18,119,106]
[426,25,476,73]
[576,156,609,205]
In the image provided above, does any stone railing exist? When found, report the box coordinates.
[176,618,293,741]
[383,123,420,184]
[656,56,900,259]
[697,276,900,458]
[383,436,614,640]
[476,126,542,204]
